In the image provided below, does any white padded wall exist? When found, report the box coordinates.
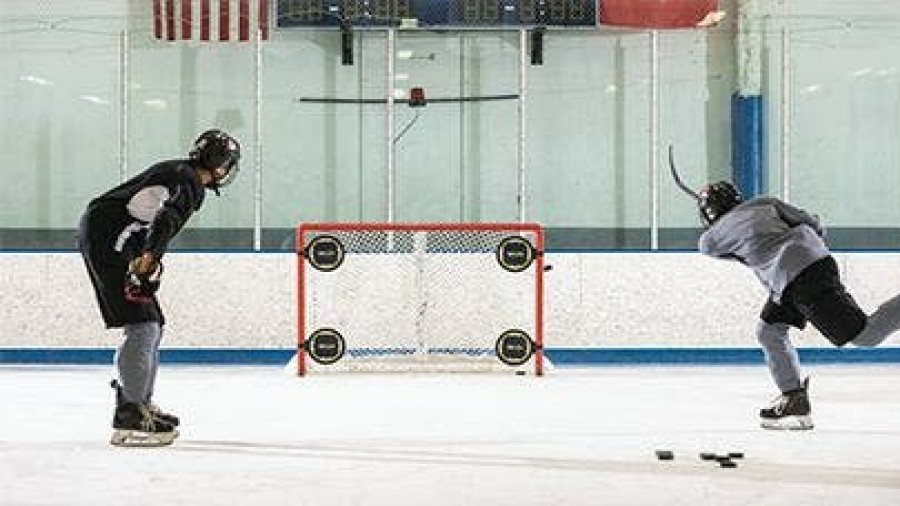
[3,252,900,349]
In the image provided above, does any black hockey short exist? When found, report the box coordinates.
[77,212,164,329]
[760,256,867,347]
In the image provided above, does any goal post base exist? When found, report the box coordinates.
[283,351,554,376]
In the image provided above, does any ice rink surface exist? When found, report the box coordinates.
[1,364,899,505]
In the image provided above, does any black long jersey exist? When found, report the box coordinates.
[86,159,207,259]
[78,159,207,327]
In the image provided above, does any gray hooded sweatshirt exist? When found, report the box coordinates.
[698,197,830,303]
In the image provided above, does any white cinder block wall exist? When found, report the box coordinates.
[3,252,900,350]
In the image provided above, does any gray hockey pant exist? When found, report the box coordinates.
[115,321,163,405]
[852,293,900,347]
[756,320,803,393]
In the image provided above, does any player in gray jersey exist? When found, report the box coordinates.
[696,182,900,430]
[77,129,240,446]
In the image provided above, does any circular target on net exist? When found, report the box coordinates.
[306,235,345,272]
[305,328,346,365]
[496,236,535,272]
[495,329,535,366]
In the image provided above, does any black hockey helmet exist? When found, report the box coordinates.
[698,181,742,225]
[189,129,241,194]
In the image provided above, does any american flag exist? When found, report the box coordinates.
[152,0,270,42]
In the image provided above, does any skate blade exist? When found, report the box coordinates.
[110,428,179,447]
[760,415,814,431]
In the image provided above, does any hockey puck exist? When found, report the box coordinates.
[654,450,674,461]
[699,452,718,461]
[515,371,526,376]
[728,452,745,459]
[719,459,737,468]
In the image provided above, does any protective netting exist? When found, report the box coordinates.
[295,223,544,374]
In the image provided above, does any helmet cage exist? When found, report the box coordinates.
[189,130,241,192]
[698,181,742,225]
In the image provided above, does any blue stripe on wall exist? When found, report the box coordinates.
[731,93,764,198]
[1,348,899,366]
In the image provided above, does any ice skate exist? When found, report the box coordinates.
[111,379,180,428]
[759,377,814,430]
[147,403,180,428]
[110,402,179,447]
[110,380,179,447]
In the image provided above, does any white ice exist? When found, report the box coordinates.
[1,364,899,505]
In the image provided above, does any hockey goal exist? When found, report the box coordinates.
[295,222,545,375]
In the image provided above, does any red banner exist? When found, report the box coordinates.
[152,0,269,42]
[601,0,722,29]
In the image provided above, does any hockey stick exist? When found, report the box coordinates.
[668,144,700,200]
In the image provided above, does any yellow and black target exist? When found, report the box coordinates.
[495,329,535,366]
[305,328,346,365]
[495,236,536,272]
[306,235,345,272]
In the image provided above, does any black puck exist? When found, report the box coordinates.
[719,459,737,468]
[655,450,674,461]
[699,452,718,461]
[728,452,745,459]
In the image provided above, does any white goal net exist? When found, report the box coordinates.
[294,223,546,375]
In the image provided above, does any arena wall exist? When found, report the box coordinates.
[2,252,899,364]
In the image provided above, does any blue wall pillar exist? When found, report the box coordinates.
[731,93,764,198]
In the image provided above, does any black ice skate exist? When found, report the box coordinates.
[147,403,180,428]
[111,379,180,428]
[759,377,814,430]
[110,381,179,447]
[110,402,179,447]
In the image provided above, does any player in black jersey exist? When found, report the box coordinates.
[77,129,240,446]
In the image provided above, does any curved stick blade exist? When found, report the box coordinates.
[668,144,700,200]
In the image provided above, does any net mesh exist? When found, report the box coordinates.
[297,223,544,374]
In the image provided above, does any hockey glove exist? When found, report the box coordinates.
[124,256,163,303]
